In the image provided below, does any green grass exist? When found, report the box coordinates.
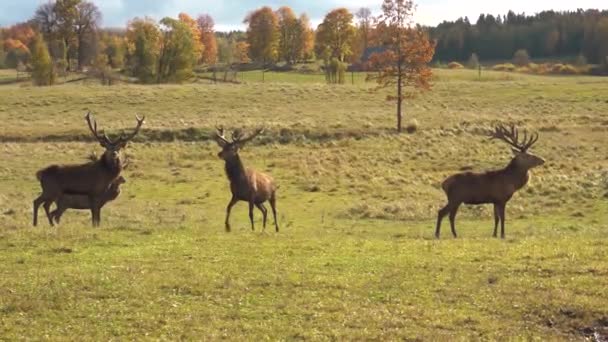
[1,69,607,339]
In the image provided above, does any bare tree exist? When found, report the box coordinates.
[74,1,101,69]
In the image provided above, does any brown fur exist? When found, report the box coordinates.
[436,125,544,239]
[33,112,143,227]
[50,176,126,224]
[215,127,279,232]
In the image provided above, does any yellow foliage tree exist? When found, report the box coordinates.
[244,7,279,64]
[179,13,204,62]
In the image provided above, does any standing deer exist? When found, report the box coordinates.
[214,126,279,232]
[33,112,144,227]
[435,124,545,239]
[49,176,126,224]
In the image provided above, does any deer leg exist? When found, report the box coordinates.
[89,196,101,227]
[498,203,506,239]
[248,201,255,231]
[255,203,268,231]
[33,196,45,227]
[435,204,451,239]
[50,209,60,224]
[43,201,54,227]
[269,195,279,233]
[225,196,238,233]
[449,204,461,238]
[493,204,500,238]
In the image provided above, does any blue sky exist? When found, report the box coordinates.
[0,0,606,30]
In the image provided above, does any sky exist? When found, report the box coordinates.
[0,0,606,30]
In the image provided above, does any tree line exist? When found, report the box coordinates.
[430,9,608,66]
[2,1,606,86]
[0,0,436,132]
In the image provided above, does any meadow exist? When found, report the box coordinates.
[0,69,607,340]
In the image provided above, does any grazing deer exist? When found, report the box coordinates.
[435,124,545,239]
[214,126,279,232]
[50,176,126,224]
[33,112,144,227]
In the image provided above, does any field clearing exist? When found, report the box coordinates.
[0,69,607,340]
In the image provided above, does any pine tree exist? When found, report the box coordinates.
[31,33,56,86]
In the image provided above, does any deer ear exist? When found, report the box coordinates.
[511,148,520,155]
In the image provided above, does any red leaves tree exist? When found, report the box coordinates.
[197,14,218,64]
[368,0,435,133]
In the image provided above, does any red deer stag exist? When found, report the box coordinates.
[435,124,544,239]
[33,112,144,227]
[50,176,126,224]
[214,126,279,232]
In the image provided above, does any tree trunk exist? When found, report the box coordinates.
[397,69,403,133]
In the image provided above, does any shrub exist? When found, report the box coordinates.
[574,54,587,67]
[492,63,516,72]
[325,58,346,84]
[448,61,464,69]
[467,53,479,69]
[513,49,530,67]
[431,61,446,69]
[553,64,579,75]
[405,119,418,134]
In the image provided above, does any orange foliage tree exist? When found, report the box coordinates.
[276,6,301,64]
[297,14,315,61]
[234,41,251,63]
[368,0,435,133]
[244,7,279,64]
[178,13,203,62]
[315,8,355,62]
[197,14,218,64]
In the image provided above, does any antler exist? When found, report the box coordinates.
[85,112,112,147]
[490,123,539,152]
[233,128,264,145]
[118,115,145,145]
[215,125,230,146]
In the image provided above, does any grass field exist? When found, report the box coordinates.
[0,69,607,340]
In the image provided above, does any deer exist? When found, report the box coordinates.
[33,112,144,227]
[435,124,545,239]
[49,176,126,224]
[214,126,279,233]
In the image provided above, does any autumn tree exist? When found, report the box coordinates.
[197,14,218,64]
[315,8,356,62]
[368,0,435,133]
[1,23,35,67]
[31,33,56,86]
[100,33,126,68]
[157,17,197,83]
[126,17,161,83]
[276,6,299,64]
[244,7,279,64]
[296,14,315,61]
[179,13,204,62]
[234,41,251,63]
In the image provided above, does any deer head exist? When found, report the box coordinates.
[490,124,545,169]
[85,112,145,166]
[214,126,264,161]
